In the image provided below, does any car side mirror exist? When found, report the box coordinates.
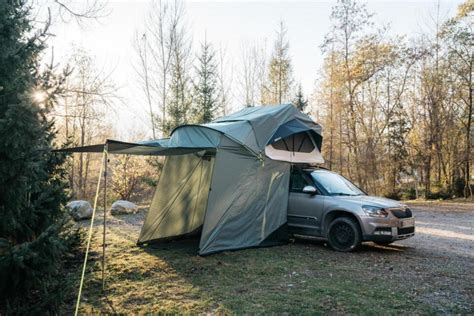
[302,185,317,195]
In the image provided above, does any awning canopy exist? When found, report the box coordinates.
[55,139,214,156]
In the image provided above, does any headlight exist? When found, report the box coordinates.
[362,205,388,217]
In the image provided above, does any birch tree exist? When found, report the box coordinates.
[55,48,117,198]
[239,41,267,107]
[134,0,185,137]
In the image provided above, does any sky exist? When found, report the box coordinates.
[44,0,463,140]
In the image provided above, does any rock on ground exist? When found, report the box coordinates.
[67,200,93,221]
[111,200,139,215]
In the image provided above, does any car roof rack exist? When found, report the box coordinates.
[290,163,330,171]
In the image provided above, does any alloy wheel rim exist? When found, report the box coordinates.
[333,223,355,247]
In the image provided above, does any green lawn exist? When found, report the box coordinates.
[66,219,437,314]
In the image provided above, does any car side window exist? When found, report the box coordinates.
[290,171,309,192]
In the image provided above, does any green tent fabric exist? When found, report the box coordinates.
[138,151,214,243]
[57,104,323,255]
[199,137,290,254]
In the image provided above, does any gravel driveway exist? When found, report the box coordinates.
[389,201,474,313]
[403,202,473,259]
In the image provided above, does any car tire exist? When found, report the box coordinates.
[327,217,361,252]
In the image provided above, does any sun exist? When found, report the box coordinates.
[32,89,48,104]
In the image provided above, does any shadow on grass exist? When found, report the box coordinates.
[292,236,414,254]
[143,236,201,255]
[125,235,425,314]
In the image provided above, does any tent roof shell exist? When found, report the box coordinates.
[214,104,321,150]
[169,103,322,155]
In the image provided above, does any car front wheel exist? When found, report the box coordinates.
[327,217,361,252]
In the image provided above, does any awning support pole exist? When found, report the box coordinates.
[102,143,108,292]
[74,148,106,316]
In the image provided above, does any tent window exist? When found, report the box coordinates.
[271,132,315,153]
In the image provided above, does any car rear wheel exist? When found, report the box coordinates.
[327,217,361,252]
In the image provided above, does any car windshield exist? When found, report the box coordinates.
[311,170,365,196]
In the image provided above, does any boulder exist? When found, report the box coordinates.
[67,200,93,221]
[110,200,139,215]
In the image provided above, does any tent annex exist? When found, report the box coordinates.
[62,104,324,255]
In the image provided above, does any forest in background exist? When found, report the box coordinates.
[49,0,473,201]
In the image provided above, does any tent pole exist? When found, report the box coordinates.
[102,143,108,292]
[74,150,105,316]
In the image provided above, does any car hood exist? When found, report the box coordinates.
[332,195,404,208]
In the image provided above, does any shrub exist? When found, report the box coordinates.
[426,185,452,200]
[400,187,417,200]
[453,177,466,198]
[383,190,401,200]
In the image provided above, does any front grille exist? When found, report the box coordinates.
[390,208,413,218]
[398,227,415,235]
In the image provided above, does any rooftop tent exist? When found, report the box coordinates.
[265,118,324,164]
[58,104,324,255]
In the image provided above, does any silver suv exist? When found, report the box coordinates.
[288,167,415,251]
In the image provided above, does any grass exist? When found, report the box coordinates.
[65,218,436,315]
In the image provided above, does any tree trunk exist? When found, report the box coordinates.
[464,58,473,198]
[424,155,432,198]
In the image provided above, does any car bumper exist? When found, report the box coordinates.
[360,216,415,242]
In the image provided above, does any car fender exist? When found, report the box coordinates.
[321,209,364,236]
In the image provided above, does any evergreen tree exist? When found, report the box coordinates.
[262,21,294,105]
[163,13,192,136]
[165,51,193,135]
[292,83,308,113]
[193,40,219,123]
[0,2,73,313]
[386,103,410,195]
